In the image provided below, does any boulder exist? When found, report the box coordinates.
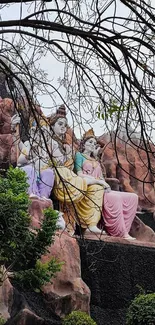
[42,231,90,318]
[0,98,14,134]
[0,269,31,324]
[5,309,45,325]
[130,216,155,242]
[0,134,13,169]
[0,269,61,325]
[0,269,60,325]
[29,198,53,229]
[0,273,13,321]
[0,98,15,169]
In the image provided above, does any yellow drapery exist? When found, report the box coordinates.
[53,166,104,228]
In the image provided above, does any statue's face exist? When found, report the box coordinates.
[52,117,67,136]
[84,137,97,153]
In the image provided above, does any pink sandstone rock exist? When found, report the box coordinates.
[130,216,155,242]
[41,231,90,318]
[0,98,14,134]
[0,273,13,321]
[99,136,155,212]
[0,98,15,167]
[6,308,45,325]
[66,127,79,150]
[0,134,13,168]
[29,198,53,229]
[0,270,51,325]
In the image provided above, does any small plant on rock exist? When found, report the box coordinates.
[0,316,5,325]
[126,293,155,325]
[63,311,97,325]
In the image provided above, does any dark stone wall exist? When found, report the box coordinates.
[137,212,155,232]
[78,240,155,324]
[5,287,61,325]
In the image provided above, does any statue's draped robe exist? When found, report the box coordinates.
[74,152,138,237]
[53,143,103,228]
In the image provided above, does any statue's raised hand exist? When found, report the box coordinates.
[11,114,21,131]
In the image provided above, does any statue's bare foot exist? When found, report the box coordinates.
[41,196,52,202]
[86,226,106,234]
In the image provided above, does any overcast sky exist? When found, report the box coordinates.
[1,1,154,140]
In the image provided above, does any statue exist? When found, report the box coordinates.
[11,108,67,230]
[49,105,105,233]
[17,118,54,201]
[74,129,138,240]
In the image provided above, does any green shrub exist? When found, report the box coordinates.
[0,316,5,325]
[63,311,97,325]
[126,293,155,325]
[15,258,62,291]
[0,167,61,291]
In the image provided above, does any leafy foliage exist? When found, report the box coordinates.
[126,293,155,325]
[97,100,132,122]
[0,317,5,325]
[0,167,30,265]
[63,311,97,325]
[15,259,62,291]
[0,167,60,291]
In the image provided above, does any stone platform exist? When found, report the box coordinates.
[80,231,155,248]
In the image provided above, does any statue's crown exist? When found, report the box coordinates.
[83,128,95,140]
[56,104,66,117]
[49,104,67,125]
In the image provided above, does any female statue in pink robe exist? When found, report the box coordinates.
[74,129,138,240]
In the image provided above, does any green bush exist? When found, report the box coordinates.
[0,316,5,325]
[126,293,155,325]
[63,311,97,325]
[0,167,61,291]
[15,258,62,291]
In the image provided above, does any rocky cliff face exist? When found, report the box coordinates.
[98,135,155,213]
[0,233,90,324]
[0,98,16,169]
